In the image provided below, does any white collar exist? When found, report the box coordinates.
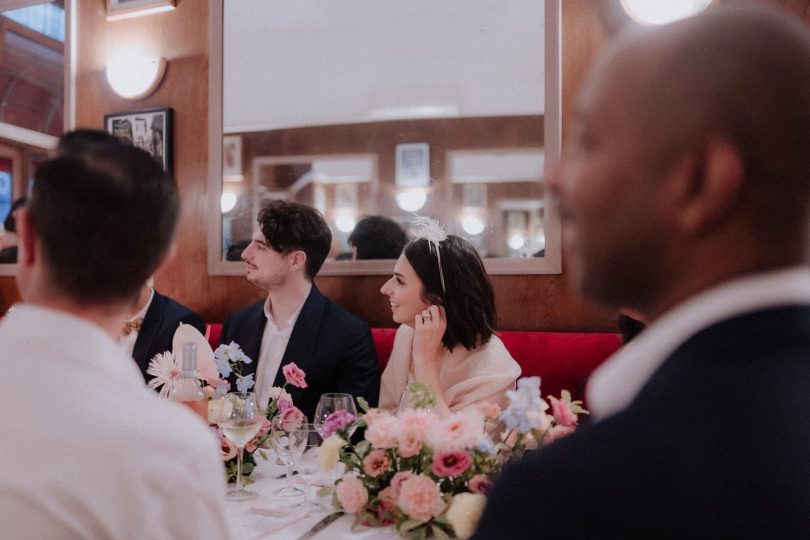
[586,267,810,422]
[127,287,154,323]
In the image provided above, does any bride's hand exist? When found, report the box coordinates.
[412,305,446,374]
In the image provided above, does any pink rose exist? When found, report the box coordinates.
[389,472,413,498]
[217,430,237,461]
[475,401,502,420]
[549,396,578,427]
[336,476,369,514]
[543,424,576,445]
[430,411,485,452]
[468,474,493,495]
[362,449,392,477]
[278,406,305,431]
[397,425,425,458]
[374,489,400,525]
[282,362,308,388]
[362,408,384,428]
[322,410,356,438]
[366,414,400,449]
[431,450,472,478]
[397,475,447,523]
[396,410,436,457]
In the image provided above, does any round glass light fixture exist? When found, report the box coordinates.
[395,189,427,212]
[507,233,526,251]
[106,55,167,100]
[620,0,713,25]
[220,192,237,213]
[335,213,357,233]
[461,215,486,236]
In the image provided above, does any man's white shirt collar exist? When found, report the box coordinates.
[587,267,810,422]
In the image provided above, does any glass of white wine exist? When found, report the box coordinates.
[219,392,264,501]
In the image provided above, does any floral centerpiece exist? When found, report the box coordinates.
[316,378,587,539]
[147,325,307,482]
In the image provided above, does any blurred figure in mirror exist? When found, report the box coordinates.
[0,196,27,263]
[221,199,380,420]
[0,130,230,538]
[348,215,407,260]
[379,219,520,417]
[475,5,810,539]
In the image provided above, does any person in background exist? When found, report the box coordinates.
[0,130,231,538]
[348,215,407,260]
[379,218,520,416]
[474,5,810,538]
[220,199,380,420]
[0,196,27,263]
[121,279,206,383]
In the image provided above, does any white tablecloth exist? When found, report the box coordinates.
[225,462,400,540]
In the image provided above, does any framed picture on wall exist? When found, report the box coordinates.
[395,143,431,188]
[105,107,173,172]
[106,0,176,19]
[222,135,242,178]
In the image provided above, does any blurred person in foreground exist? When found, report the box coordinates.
[0,130,231,538]
[475,5,810,539]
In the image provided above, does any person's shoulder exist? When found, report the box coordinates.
[153,290,205,323]
[318,291,368,330]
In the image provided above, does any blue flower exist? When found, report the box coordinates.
[500,377,548,433]
[212,381,230,399]
[213,348,232,378]
[477,436,498,456]
[236,373,255,394]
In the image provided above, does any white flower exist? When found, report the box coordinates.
[267,386,292,404]
[207,396,234,425]
[146,351,181,397]
[318,434,347,473]
[446,492,487,539]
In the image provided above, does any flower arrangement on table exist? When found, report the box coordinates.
[147,324,308,482]
[316,378,587,539]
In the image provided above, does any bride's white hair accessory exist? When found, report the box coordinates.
[410,215,447,293]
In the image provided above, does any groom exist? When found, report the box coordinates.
[475,5,810,539]
[221,199,380,420]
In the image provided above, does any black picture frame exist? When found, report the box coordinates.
[104,107,173,172]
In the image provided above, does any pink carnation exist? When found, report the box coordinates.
[468,474,493,495]
[431,450,472,478]
[215,429,237,461]
[549,396,578,427]
[543,424,576,445]
[282,362,308,388]
[374,488,400,525]
[475,401,502,420]
[430,411,485,452]
[362,449,392,477]
[397,475,447,523]
[277,399,292,413]
[336,476,369,514]
[278,406,305,431]
[362,408,385,427]
[322,410,356,438]
[365,414,400,449]
[389,472,414,498]
[397,425,425,458]
[245,418,273,452]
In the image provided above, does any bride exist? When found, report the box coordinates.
[378,219,521,417]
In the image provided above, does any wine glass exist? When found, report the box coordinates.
[313,393,358,438]
[218,392,264,501]
[295,424,329,508]
[270,423,310,498]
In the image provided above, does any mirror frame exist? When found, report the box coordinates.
[0,0,72,277]
[207,0,561,276]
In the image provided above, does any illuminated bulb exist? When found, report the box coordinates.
[461,215,486,235]
[106,55,167,99]
[220,193,237,213]
[620,0,712,25]
[335,213,357,233]
[395,190,427,212]
[507,233,526,250]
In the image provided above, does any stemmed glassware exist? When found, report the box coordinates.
[313,393,358,438]
[270,423,310,498]
[295,423,328,508]
[218,392,264,501]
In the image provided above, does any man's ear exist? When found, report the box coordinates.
[16,208,36,267]
[288,250,307,272]
[669,136,744,235]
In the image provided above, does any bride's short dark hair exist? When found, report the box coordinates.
[404,235,496,351]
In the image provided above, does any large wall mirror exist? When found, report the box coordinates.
[0,0,65,276]
[209,0,561,276]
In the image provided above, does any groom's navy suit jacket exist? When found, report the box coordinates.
[220,286,380,421]
[474,306,810,540]
[134,290,206,384]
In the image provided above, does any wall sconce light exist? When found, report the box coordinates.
[106,55,167,99]
[620,0,713,25]
[395,189,427,212]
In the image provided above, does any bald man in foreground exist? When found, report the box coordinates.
[474,5,810,539]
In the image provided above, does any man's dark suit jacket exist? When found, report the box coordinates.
[220,286,380,421]
[134,290,206,384]
[474,306,810,539]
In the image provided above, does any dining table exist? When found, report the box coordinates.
[225,462,400,540]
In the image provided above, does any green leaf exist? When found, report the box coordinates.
[432,523,452,540]
[316,486,333,498]
[357,396,371,412]
[399,518,424,533]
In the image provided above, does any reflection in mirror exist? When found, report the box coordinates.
[209,0,561,275]
[0,2,63,273]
